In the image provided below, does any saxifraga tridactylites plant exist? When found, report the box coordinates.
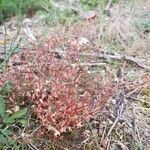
[0,42,116,136]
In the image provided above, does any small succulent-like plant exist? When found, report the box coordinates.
[0,40,115,135]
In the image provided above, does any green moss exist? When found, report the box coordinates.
[134,18,150,32]
[141,88,150,108]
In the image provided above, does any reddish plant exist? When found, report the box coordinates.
[1,44,115,135]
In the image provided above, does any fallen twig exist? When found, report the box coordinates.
[106,100,124,137]
[80,52,150,70]
[71,62,106,67]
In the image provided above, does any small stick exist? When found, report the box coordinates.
[80,52,150,70]
[106,103,124,137]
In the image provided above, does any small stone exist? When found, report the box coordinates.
[83,10,96,20]
[14,105,20,112]
[78,37,89,45]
